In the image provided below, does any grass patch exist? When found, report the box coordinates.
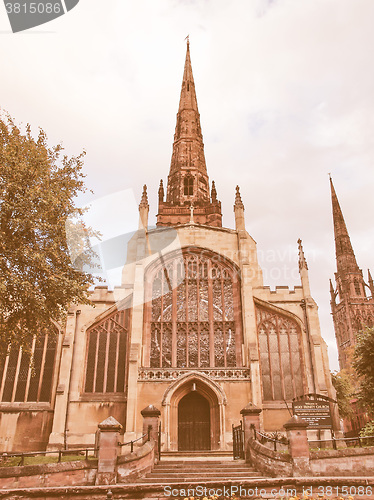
[0,453,97,467]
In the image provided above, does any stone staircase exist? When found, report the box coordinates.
[138,455,263,484]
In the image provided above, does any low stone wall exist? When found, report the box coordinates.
[0,441,155,489]
[0,460,97,489]
[117,441,154,483]
[310,446,374,476]
[248,435,374,478]
[247,438,292,477]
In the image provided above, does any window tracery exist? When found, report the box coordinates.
[256,306,305,401]
[0,333,57,403]
[147,250,242,368]
[84,309,129,394]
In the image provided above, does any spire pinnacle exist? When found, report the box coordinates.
[234,185,244,210]
[158,179,164,202]
[330,177,359,275]
[211,181,217,202]
[298,238,308,271]
[139,184,149,209]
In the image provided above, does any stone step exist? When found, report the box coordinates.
[162,450,232,456]
[160,452,233,461]
[154,467,255,473]
[139,475,264,483]
[145,472,259,482]
[146,471,261,479]
[158,459,247,467]
[156,462,249,468]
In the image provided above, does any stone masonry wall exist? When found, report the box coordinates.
[247,438,292,477]
[310,446,374,476]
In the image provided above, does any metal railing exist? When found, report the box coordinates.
[118,426,151,453]
[0,447,98,467]
[309,435,374,450]
[252,426,288,452]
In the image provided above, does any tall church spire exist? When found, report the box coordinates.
[157,41,222,227]
[329,177,374,372]
[330,176,359,275]
[169,39,207,175]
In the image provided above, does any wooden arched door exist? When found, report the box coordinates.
[178,392,211,451]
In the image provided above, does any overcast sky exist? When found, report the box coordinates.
[1,0,374,371]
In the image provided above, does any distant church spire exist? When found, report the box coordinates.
[157,40,222,227]
[330,176,359,276]
[329,176,374,371]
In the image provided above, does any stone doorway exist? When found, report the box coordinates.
[161,372,227,451]
[178,392,211,451]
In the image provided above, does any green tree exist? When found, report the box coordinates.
[0,113,95,353]
[353,327,374,414]
[331,370,354,419]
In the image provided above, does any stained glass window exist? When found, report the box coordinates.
[256,306,305,401]
[84,309,129,394]
[0,333,57,403]
[148,249,242,368]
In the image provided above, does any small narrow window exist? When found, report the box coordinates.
[187,83,190,91]
[354,279,361,296]
[184,176,193,196]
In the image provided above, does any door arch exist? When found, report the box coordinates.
[162,372,226,451]
[178,392,210,451]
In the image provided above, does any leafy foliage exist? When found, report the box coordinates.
[0,113,95,352]
[331,370,355,419]
[359,420,374,438]
[353,327,374,414]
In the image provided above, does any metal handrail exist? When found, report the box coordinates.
[309,435,374,450]
[255,430,280,443]
[0,447,98,466]
[118,426,151,453]
[252,427,288,451]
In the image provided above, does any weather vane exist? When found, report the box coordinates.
[185,34,190,45]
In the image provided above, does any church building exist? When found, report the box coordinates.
[329,177,374,371]
[329,177,374,435]
[0,42,337,453]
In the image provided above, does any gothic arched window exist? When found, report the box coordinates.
[84,309,130,394]
[256,305,305,401]
[184,176,194,196]
[146,249,242,368]
[0,332,57,403]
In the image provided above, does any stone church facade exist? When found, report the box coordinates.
[0,42,337,453]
